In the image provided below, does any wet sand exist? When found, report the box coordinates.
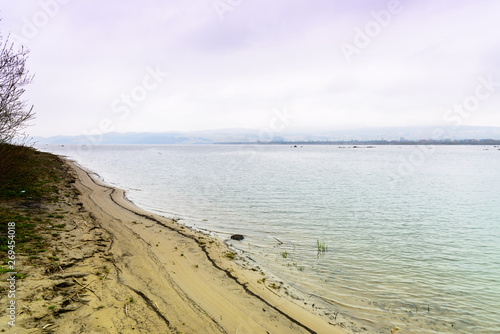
[0,157,350,333]
[66,160,349,333]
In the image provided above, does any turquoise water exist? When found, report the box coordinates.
[40,144,500,333]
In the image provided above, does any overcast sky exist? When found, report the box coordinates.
[1,0,500,137]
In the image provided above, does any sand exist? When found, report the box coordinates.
[1,158,350,333]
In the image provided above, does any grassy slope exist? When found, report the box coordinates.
[0,144,78,278]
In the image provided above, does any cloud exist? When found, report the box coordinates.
[1,0,499,137]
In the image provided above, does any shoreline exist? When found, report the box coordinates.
[64,159,348,333]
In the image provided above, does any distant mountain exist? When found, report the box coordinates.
[34,126,500,145]
[34,132,203,145]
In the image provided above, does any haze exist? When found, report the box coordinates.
[2,0,500,137]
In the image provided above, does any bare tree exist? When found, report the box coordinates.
[0,27,34,145]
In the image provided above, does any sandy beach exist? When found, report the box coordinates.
[1,156,348,333]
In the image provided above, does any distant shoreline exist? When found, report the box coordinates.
[219,140,500,146]
[33,126,500,145]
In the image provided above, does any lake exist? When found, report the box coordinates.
[39,144,500,333]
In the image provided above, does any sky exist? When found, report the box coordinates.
[1,0,500,137]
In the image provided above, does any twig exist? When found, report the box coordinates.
[69,290,81,299]
[73,277,95,290]
[125,304,128,317]
[154,301,161,312]
[264,284,281,297]
[273,237,283,245]
[71,278,101,300]
[59,265,65,272]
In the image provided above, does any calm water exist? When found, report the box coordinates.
[40,144,500,333]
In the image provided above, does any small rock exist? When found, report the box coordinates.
[231,234,244,241]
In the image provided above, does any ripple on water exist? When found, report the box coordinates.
[40,144,500,334]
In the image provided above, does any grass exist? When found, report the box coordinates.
[0,207,40,256]
[281,251,289,258]
[224,251,236,260]
[0,266,11,274]
[12,273,28,279]
[0,144,65,200]
[317,240,328,253]
[269,282,281,289]
[0,144,79,278]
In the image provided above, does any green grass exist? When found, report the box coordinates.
[317,240,328,253]
[0,266,11,273]
[224,251,236,260]
[0,144,65,200]
[0,144,78,275]
[0,208,38,254]
[10,272,28,279]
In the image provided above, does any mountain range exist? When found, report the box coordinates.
[34,126,500,145]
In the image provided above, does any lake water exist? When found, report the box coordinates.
[39,144,500,334]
